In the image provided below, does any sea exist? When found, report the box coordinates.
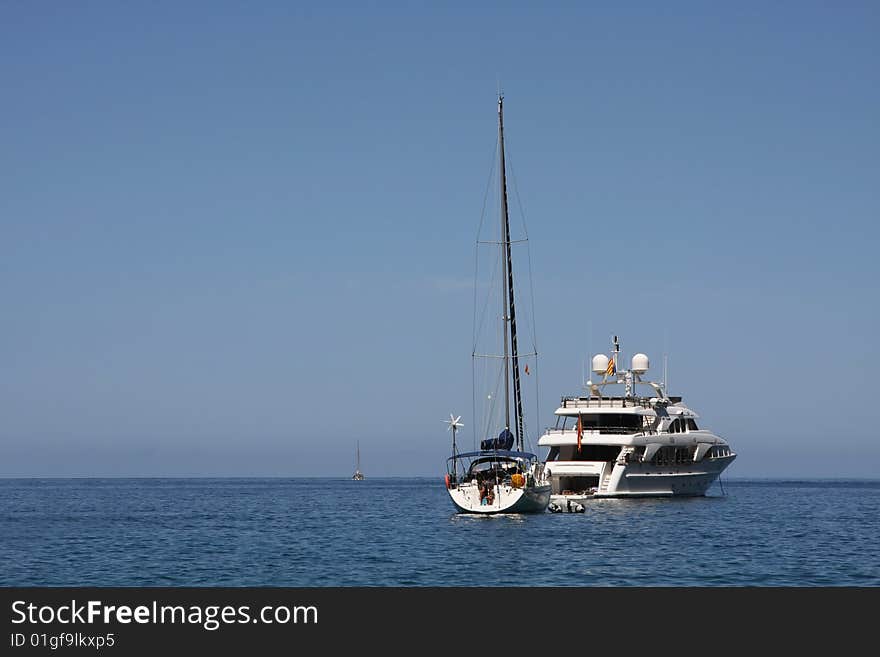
[1,478,878,586]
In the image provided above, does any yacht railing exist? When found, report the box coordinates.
[560,396,655,409]
[543,427,658,436]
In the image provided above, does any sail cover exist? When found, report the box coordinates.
[480,428,514,451]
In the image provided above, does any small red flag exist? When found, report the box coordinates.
[577,414,583,453]
[524,364,529,375]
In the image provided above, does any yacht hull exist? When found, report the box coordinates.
[551,454,735,502]
[602,454,734,497]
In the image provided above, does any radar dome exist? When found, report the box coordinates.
[591,354,610,374]
[631,353,650,374]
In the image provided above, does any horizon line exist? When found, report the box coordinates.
[1,475,879,482]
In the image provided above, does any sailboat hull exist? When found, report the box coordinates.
[447,482,551,515]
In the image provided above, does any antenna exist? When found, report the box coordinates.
[587,320,593,391]
[663,330,669,397]
[663,353,669,397]
[613,335,620,375]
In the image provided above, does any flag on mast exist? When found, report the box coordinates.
[577,413,583,453]
[605,358,616,376]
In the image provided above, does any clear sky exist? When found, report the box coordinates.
[2,1,878,477]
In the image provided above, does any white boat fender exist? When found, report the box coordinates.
[548,502,561,513]
[571,502,585,513]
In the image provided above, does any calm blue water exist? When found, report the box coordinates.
[1,478,878,586]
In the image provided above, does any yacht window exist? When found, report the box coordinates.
[546,446,560,461]
[686,419,699,431]
[652,445,694,465]
[576,413,642,434]
[558,445,622,461]
[653,446,672,465]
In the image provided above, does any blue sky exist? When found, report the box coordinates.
[2,1,878,477]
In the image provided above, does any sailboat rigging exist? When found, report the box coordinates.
[444,95,550,514]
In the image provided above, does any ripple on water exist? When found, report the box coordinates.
[1,478,879,586]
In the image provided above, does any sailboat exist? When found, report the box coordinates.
[352,441,364,480]
[443,95,551,514]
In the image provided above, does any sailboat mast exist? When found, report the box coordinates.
[498,96,511,437]
[498,95,525,450]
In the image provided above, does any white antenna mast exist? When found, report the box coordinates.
[662,330,669,398]
[663,353,669,397]
[586,321,593,391]
[613,334,620,375]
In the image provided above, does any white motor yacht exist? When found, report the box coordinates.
[540,336,735,510]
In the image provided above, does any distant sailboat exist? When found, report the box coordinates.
[352,441,365,480]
